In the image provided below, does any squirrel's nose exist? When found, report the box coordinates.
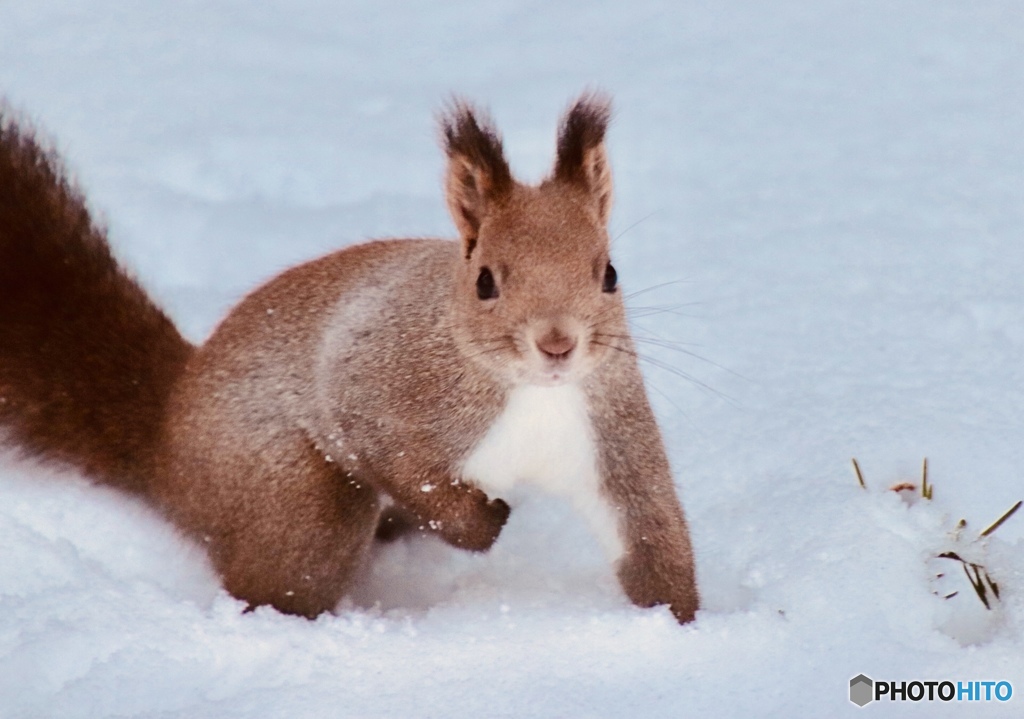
[536,330,577,360]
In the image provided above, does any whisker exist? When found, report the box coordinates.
[611,211,657,246]
[599,333,745,381]
[578,281,702,325]
[591,339,734,402]
[626,302,703,320]
[637,370,689,418]
[587,340,694,422]
[469,336,512,347]
[623,280,692,302]
[596,331,700,349]
[466,345,506,356]
[463,336,516,361]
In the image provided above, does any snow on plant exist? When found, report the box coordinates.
[852,457,1021,644]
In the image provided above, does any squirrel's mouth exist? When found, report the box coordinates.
[528,370,574,387]
[523,346,594,386]
[515,320,599,386]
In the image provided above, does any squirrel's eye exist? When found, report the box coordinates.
[602,262,618,293]
[476,267,499,300]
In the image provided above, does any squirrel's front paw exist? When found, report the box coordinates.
[445,493,510,552]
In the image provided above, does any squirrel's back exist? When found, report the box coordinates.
[0,113,193,492]
[157,237,492,498]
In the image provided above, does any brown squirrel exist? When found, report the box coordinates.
[0,95,699,623]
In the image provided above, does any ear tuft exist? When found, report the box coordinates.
[552,92,613,224]
[440,99,513,246]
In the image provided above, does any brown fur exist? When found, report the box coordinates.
[441,99,514,250]
[0,96,699,623]
[0,112,193,494]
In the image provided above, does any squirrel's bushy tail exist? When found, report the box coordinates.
[0,111,193,493]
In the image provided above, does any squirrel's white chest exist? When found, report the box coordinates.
[461,384,624,560]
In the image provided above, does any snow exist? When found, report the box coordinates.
[1,1,1023,716]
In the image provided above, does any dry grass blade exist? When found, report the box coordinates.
[962,563,991,610]
[921,458,932,499]
[979,499,1022,538]
[851,458,866,489]
[937,551,998,610]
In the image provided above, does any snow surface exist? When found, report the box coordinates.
[1,1,1023,717]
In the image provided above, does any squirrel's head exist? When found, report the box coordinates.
[442,93,625,387]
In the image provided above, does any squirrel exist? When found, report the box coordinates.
[0,95,699,623]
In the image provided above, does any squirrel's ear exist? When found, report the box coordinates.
[441,100,513,256]
[552,92,613,225]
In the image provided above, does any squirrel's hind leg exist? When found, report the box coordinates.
[157,430,382,619]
